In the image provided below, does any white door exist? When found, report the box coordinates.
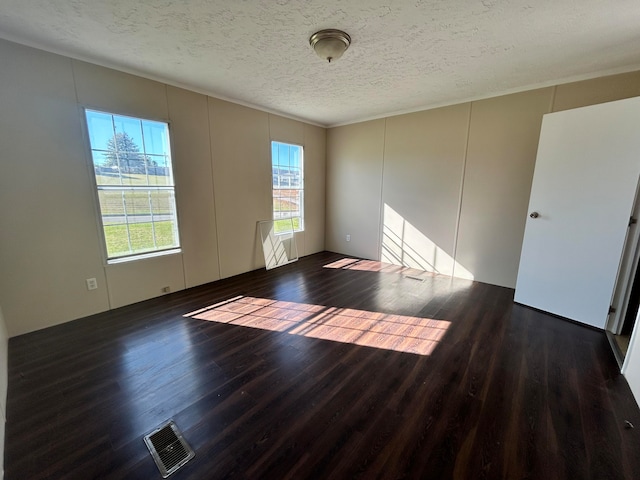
[515,97,640,329]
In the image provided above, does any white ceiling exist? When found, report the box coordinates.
[1,1,640,127]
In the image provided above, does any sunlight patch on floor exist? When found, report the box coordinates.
[323,258,435,279]
[184,296,450,356]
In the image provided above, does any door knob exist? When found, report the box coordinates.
[529,212,539,218]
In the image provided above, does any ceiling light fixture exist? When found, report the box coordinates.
[309,29,351,63]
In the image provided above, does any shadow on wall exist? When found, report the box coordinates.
[382,204,474,280]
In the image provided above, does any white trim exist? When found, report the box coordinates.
[107,248,182,265]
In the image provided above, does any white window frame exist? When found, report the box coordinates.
[84,109,181,262]
[271,141,304,234]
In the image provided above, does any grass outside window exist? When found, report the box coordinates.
[104,221,177,257]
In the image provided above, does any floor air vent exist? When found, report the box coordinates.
[143,420,195,478]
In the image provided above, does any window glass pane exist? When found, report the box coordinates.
[85,109,180,259]
[103,224,131,257]
[273,218,295,235]
[92,151,120,186]
[278,144,289,168]
[102,218,179,257]
[127,174,149,186]
[274,191,295,216]
[150,190,173,215]
[290,147,300,169]
[127,222,155,253]
[98,190,125,224]
[274,193,290,217]
[288,168,301,189]
[86,111,114,151]
[108,117,147,176]
[112,116,144,150]
[154,219,179,249]
[122,190,152,218]
[271,141,303,233]
[146,155,171,185]
[142,121,170,156]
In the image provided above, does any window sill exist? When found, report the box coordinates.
[107,248,182,265]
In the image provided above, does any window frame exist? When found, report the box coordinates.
[83,108,181,263]
[271,141,304,234]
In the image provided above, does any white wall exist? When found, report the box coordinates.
[0,39,326,336]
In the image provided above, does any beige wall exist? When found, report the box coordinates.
[209,99,272,278]
[326,71,640,288]
[326,120,385,259]
[167,86,221,287]
[455,88,554,287]
[552,71,640,112]
[0,39,325,336]
[0,42,111,336]
[382,105,470,277]
[302,124,327,255]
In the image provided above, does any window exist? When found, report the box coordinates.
[271,142,304,233]
[84,109,180,261]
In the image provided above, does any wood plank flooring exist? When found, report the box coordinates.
[5,251,640,479]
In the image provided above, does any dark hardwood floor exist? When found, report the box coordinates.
[6,251,640,479]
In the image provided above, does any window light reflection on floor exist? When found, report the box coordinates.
[323,257,435,278]
[184,296,450,356]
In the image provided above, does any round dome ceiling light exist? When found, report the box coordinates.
[309,29,351,63]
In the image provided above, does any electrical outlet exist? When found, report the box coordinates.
[86,278,98,290]
[346,234,351,242]
[162,286,171,293]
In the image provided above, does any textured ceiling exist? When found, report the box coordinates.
[1,1,640,126]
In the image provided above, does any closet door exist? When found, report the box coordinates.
[515,96,640,328]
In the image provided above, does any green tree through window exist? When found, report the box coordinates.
[104,132,156,173]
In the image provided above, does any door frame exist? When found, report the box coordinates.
[607,176,640,336]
